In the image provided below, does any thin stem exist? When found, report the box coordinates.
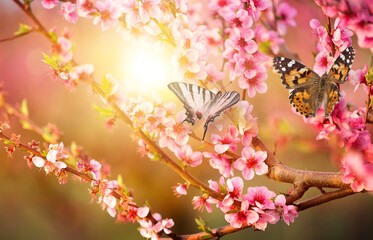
[12,0,51,40]
[0,29,35,43]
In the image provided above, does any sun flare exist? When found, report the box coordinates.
[120,41,173,93]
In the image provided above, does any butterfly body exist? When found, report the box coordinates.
[273,47,355,117]
[168,82,240,141]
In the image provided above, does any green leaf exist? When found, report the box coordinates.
[259,41,272,55]
[20,120,32,130]
[366,67,373,85]
[42,52,59,69]
[41,131,54,143]
[195,217,213,236]
[101,75,114,97]
[14,23,32,36]
[93,104,115,118]
[20,99,29,117]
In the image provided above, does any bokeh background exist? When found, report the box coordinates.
[1,0,372,239]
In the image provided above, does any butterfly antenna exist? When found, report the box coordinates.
[202,126,208,142]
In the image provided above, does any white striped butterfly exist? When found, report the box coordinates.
[168,82,240,141]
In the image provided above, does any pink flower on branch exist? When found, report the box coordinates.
[244,0,271,20]
[222,177,244,207]
[93,0,122,31]
[234,147,268,180]
[313,49,334,76]
[341,151,373,192]
[60,2,78,23]
[276,2,297,35]
[224,200,259,228]
[273,194,298,225]
[204,152,233,178]
[192,195,213,213]
[244,186,276,210]
[76,0,97,17]
[32,142,67,174]
[141,0,162,24]
[42,0,58,9]
[174,144,202,167]
[211,126,240,154]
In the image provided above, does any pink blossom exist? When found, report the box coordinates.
[204,64,224,83]
[274,195,298,225]
[32,142,67,173]
[346,130,371,151]
[42,0,58,9]
[93,0,122,31]
[172,47,202,81]
[221,9,253,30]
[332,18,353,52]
[175,145,202,167]
[77,159,102,180]
[60,2,78,23]
[204,152,233,178]
[52,36,73,63]
[192,195,213,213]
[139,214,174,239]
[227,101,258,146]
[276,2,297,35]
[207,0,242,15]
[341,151,373,192]
[140,0,162,23]
[103,195,117,217]
[310,19,332,52]
[349,65,369,92]
[222,177,244,207]
[224,28,258,56]
[225,200,259,228]
[211,126,240,154]
[254,25,284,54]
[69,64,94,82]
[162,121,190,149]
[244,186,276,210]
[251,207,276,230]
[245,0,271,20]
[238,71,268,97]
[76,0,96,17]
[173,183,188,196]
[313,50,334,76]
[234,147,268,180]
[137,206,150,218]
[122,0,142,28]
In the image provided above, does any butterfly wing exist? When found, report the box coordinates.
[328,46,355,83]
[273,57,321,89]
[168,82,216,125]
[202,91,240,140]
[288,84,321,117]
[324,82,340,117]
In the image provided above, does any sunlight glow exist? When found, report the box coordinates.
[120,41,173,93]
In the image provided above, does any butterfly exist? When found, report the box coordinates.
[168,82,240,141]
[273,46,355,118]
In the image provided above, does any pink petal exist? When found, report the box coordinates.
[137,206,150,218]
[32,156,45,168]
[215,144,230,154]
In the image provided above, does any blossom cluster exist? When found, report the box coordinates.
[315,0,373,52]
[34,0,373,236]
[305,1,373,192]
[28,139,175,238]
[210,0,296,97]
[193,178,297,230]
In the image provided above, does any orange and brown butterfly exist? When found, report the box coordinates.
[273,46,355,117]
